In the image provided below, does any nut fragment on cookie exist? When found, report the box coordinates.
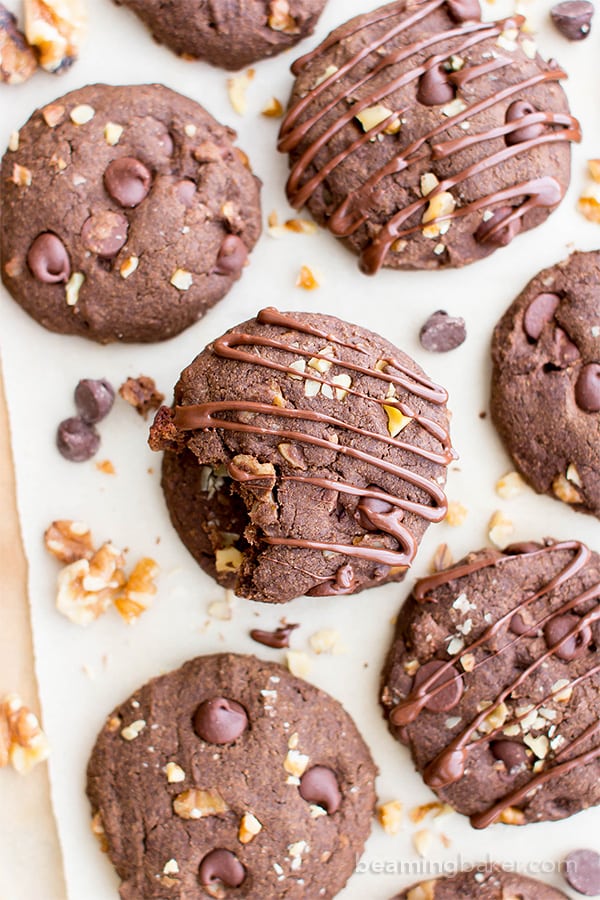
[487,510,514,549]
[0,694,50,774]
[384,404,412,437]
[552,472,582,504]
[0,5,37,84]
[227,69,255,115]
[104,122,123,145]
[431,542,454,572]
[355,104,401,135]
[296,265,319,290]
[406,881,438,900]
[445,500,468,526]
[173,788,228,819]
[268,0,300,33]
[495,471,526,499]
[24,0,87,73]
[377,800,403,834]
[114,557,159,624]
[120,719,146,741]
[119,375,164,418]
[11,163,32,186]
[262,97,284,118]
[286,650,312,678]
[56,545,124,625]
[164,762,186,783]
[65,271,84,306]
[238,812,262,843]
[44,519,94,563]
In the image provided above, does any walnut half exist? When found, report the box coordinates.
[24,0,86,73]
[0,5,37,84]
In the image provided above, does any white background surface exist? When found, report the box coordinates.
[1,0,599,897]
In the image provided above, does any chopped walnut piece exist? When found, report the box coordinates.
[24,0,87,73]
[285,218,318,235]
[287,650,311,678]
[119,375,164,419]
[377,800,403,835]
[431,542,453,572]
[90,812,109,853]
[164,762,186,783]
[239,812,262,843]
[0,6,37,84]
[383,404,412,437]
[487,510,514,549]
[422,190,456,238]
[120,719,146,741]
[407,881,438,900]
[227,69,255,115]
[552,472,582,504]
[268,0,300,33]
[173,788,228,819]
[495,471,526,499]
[114,557,159,624]
[65,271,84,306]
[309,629,346,655]
[296,265,319,290]
[12,163,32,186]
[56,544,124,626]
[499,806,526,825]
[42,103,66,127]
[262,97,284,118]
[214,547,243,574]
[284,748,310,777]
[0,694,50,774]
[355,104,401,135]
[44,519,93,564]
[445,500,468,526]
[589,159,600,183]
[413,828,433,857]
[578,183,600,223]
[95,459,116,475]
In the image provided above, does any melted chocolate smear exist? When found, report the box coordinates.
[250,623,299,649]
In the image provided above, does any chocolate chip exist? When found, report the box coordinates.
[357,492,396,531]
[27,233,70,283]
[74,379,115,424]
[475,206,522,247]
[553,327,580,367]
[490,740,529,772]
[104,157,151,208]
[198,849,246,889]
[193,697,248,744]
[81,211,129,258]
[250,623,299,649]
[575,363,600,412]
[419,310,467,353]
[214,235,248,276]
[56,416,100,462]
[563,849,600,896]
[446,0,481,22]
[522,292,560,341]
[544,613,591,660]
[413,660,463,712]
[299,766,342,814]
[509,612,537,636]
[417,64,455,106]
[176,179,197,206]
[505,100,544,146]
[551,0,593,40]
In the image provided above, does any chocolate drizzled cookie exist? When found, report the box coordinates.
[381,540,600,827]
[87,653,377,899]
[393,866,568,898]
[491,251,600,520]
[149,308,454,603]
[279,0,580,272]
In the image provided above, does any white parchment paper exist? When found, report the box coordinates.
[1,0,599,896]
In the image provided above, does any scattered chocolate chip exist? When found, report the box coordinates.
[299,766,342,814]
[357,491,396,530]
[419,310,467,353]
[214,235,248,276]
[509,612,537,636]
[198,849,246,889]
[490,740,529,772]
[176,179,197,206]
[413,660,463,712]
[544,613,591,660]
[74,379,115,424]
[522,292,560,341]
[553,327,580,367]
[250,623,299,649]
[27,233,70,283]
[475,206,522,247]
[563,849,600,896]
[81,211,128,258]
[551,0,593,40]
[193,697,248,744]
[446,0,481,23]
[505,100,544,146]
[417,64,455,106]
[56,416,100,462]
[119,375,164,419]
[104,157,151,208]
[575,363,600,412]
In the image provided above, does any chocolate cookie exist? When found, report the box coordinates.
[1,84,261,343]
[278,0,580,273]
[86,652,377,899]
[491,251,600,519]
[393,866,568,899]
[114,0,328,70]
[149,307,454,603]
[381,540,600,827]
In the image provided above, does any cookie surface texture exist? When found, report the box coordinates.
[381,540,600,827]
[115,0,328,70]
[491,250,600,519]
[279,0,580,272]
[149,307,454,603]
[1,83,261,343]
[393,866,568,898]
[86,653,377,899]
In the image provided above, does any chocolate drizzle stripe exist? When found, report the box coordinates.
[173,308,452,569]
[279,0,581,274]
[432,111,576,158]
[390,540,600,826]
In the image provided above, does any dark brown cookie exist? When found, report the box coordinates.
[381,540,600,827]
[491,251,600,519]
[86,653,377,899]
[114,0,328,70]
[278,0,580,273]
[393,866,568,899]
[1,84,261,343]
[149,307,454,603]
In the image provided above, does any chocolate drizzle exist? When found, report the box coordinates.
[389,540,600,827]
[279,0,581,273]
[172,308,454,574]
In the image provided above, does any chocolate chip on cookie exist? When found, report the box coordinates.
[278,0,580,272]
[86,653,376,899]
[381,540,600,827]
[1,84,261,343]
[149,308,455,603]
